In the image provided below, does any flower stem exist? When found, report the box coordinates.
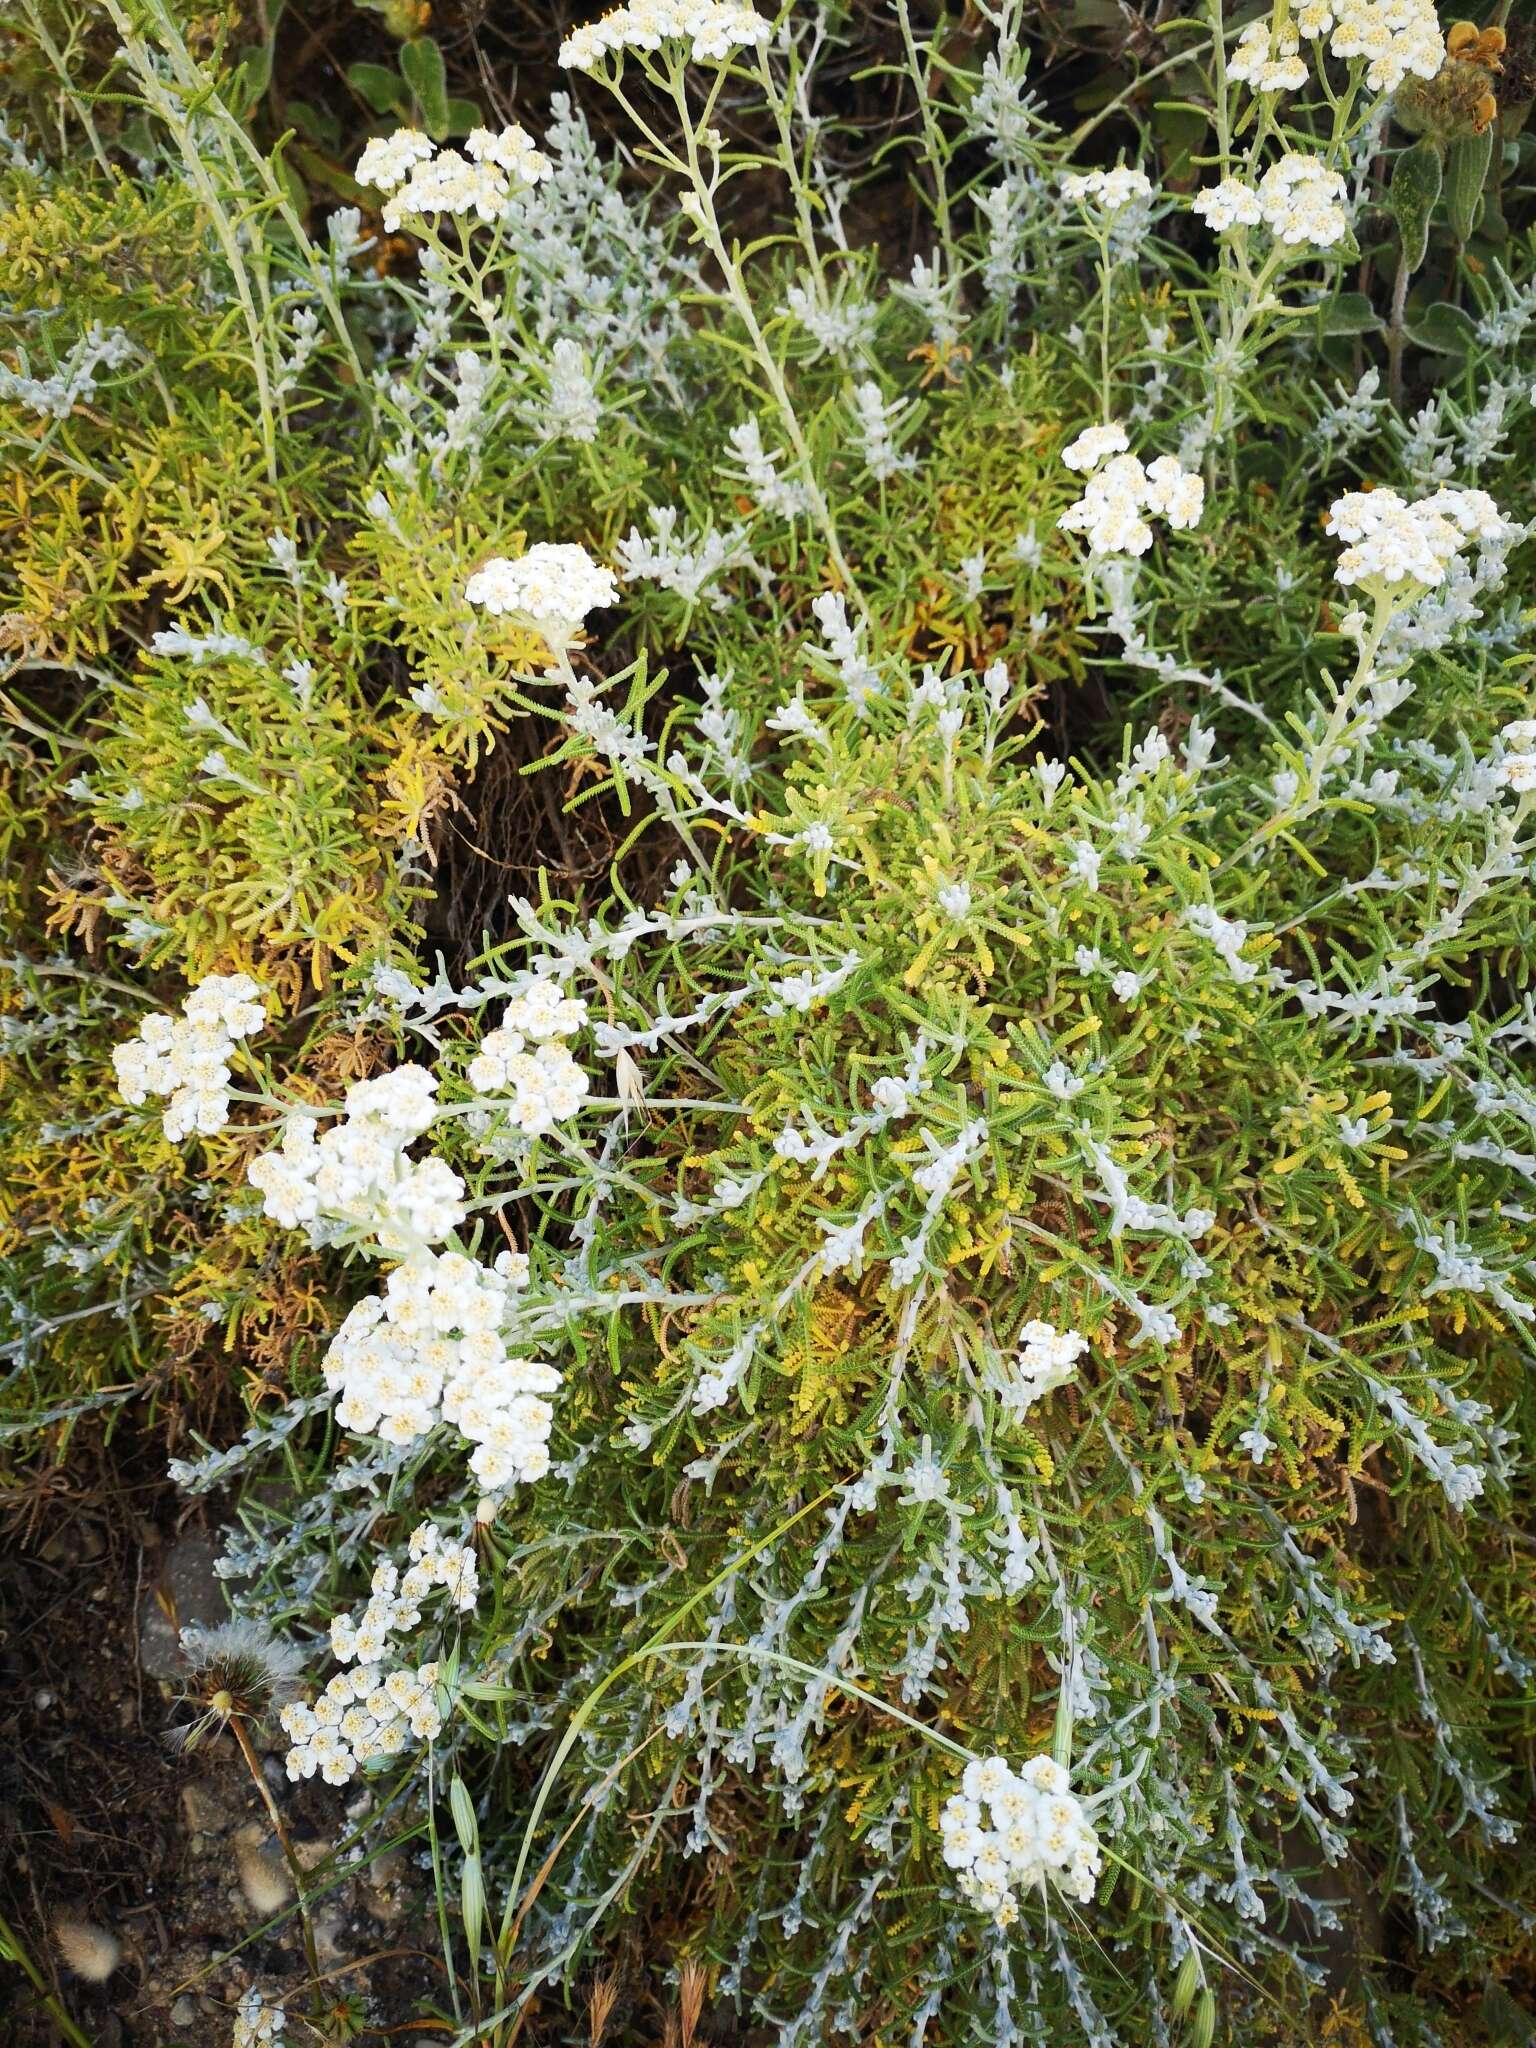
[230,1718,325,2015]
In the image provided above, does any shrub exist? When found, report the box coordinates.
[4,2,1536,2044]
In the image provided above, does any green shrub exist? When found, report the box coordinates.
[5,2,1536,2044]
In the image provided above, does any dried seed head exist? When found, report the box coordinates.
[236,1837,293,1918]
[170,1619,306,1752]
[679,1958,707,2048]
[587,1971,620,2047]
[1396,44,1504,139]
[53,1917,120,1983]
[1445,20,1505,65]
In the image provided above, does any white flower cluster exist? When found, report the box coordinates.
[940,1754,1103,1927]
[1228,18,1309,91]
[232,1988,285,2048]
[1058,424,1204,557]
[281,1524,480,1783]
[324,1248,561,1487]
[356,126,550,234]
[1318,0,1444,92]
[465,542,618,647]
[1325,486,1512,601]
[996,1319,1089,1417]
[1248,156,1349,249]
[112,974,265,1141]
[248,1067,465,1256]
[466,975,592,1135]
[1497,719,1536,794]
[339,1521,481,1645]
[282,1660,442,1782]
[558,0,769,70]
[1061,166,1153,215]
[1229,0,1442,95]
[1193,157,1350,248]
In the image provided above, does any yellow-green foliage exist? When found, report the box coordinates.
[6,8,1536,2045]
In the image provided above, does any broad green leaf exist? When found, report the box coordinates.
[1319,290,1382,337]
[232,41,274,106]
[1392,137,1443,272]
[400,36,451,140]
[285,98,341,152]
[1445,128,1493,244]
[347,60,406,117]
[1407,300,1475,356]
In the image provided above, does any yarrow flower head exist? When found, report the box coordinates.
[1061,165,1154,215]
[113,974,266,1141]
[558,0,770,71]
[356,127,549,234]
[940,1754,1102,1926]
[465,542,618,648]
[1057,428,1204,557]
[1325,0,1444,92]
[1061,421,1130,472]
[1263,156,1349,247]
[1192,177,1265,232]
[353,128,433,192]
[282,1522,483,1783]
[247,1064,465,1255]
[1195,158,1349,247]
[466,975,592,1134]
[324,1250,559,1486]
[1326,485,1513,603]
[1229,0,1443,91]
[1229,18,1309,91]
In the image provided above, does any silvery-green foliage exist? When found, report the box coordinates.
[7,0,1536,2042]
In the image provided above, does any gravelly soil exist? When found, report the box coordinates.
[0,1428,440,2045]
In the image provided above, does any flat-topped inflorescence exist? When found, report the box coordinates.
[112,974,266,1141]
[558,0,770,72]
[465,543,618,649]
[940,1754,1103,1927]
[1058,424,1205,557]
[356,125,550,233]
[1326,485,1515,603]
